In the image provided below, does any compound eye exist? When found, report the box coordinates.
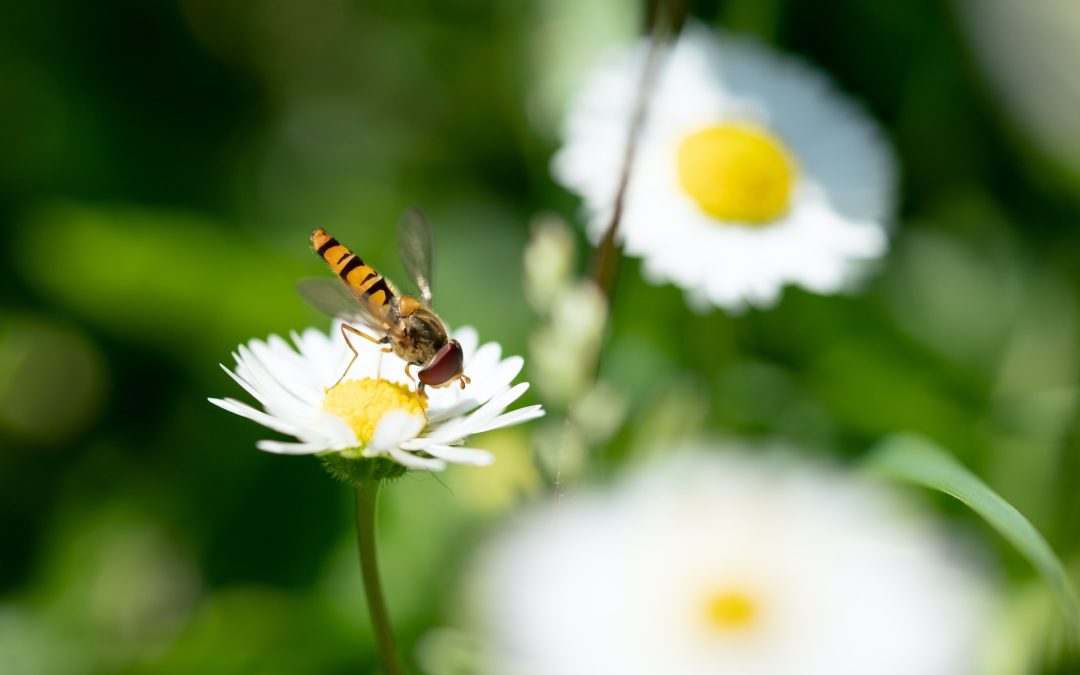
[418,340,464,386]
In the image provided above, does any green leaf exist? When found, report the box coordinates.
[866,433,1080,646]
[15,202,315,355]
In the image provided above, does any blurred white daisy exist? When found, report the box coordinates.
[209,322,543,471]
[472,448,990,675]
[554,25,897,310]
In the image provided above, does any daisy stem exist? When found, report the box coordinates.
[355,478,407,675]
[589,0,685,302]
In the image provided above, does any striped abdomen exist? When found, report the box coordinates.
[310,228,396,312]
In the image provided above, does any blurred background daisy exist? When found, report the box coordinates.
[470,448,991,675]
[554,24,897,310]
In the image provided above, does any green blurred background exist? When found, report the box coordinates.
[3,0,1080,673]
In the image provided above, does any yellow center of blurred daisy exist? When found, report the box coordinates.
[704,590,758,631]
[676,123,796,224]
[321,378,426,445]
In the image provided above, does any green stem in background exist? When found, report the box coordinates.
[355,479,407,675]
[548,2,687,501]
[588,17,668,304]
[721,0,785,43]
[588,0,686,337]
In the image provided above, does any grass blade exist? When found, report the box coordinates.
[866,433,1080,646]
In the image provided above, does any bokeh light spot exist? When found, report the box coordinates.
[0,315,107,445]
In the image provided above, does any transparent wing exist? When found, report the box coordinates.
[296,278,392,334]
[397,205,435,307]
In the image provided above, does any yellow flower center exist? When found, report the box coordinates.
[321,378,426,445]
[703,590,758,631]
[676,123,797,224]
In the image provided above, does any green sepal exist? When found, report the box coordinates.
[319,453,408,486]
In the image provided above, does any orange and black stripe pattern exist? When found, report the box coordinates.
[311,228,395,311]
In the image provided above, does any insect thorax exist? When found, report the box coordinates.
[391,308,448,365]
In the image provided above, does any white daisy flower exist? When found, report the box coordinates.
[553,25,897,310]
[209,321,544,472]
[472,448,990,675]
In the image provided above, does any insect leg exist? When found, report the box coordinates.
[333,323,385,389]
[415,380,429,424]
[375,344,393,381]
[401,365,429,423]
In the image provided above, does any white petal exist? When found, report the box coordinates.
[291,327,345,385]
[255,440,328,455]
[421,444,495,466]
[471,404,546,434]
[469,381,531,421]
[214,369,354,447]
[424,392,478,422]
[453,325,480,359]
[254,334,324,402]
[428,355,526,422]
[466,342,503,379]
[234,344,315,417]
[208,397,301,436]
[419,382,531,445]
[220,363,266,407]
[388,447,446,471]
[425,351,524,421]
[317,410,362,448]
[368,410,426,452]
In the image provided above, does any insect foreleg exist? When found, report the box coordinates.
[333,323,385,389]
[414,379,428,424]
[400,366,430,422]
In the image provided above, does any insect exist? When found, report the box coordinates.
[300,207,470,401]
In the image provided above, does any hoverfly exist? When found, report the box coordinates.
[299,207,470,400]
